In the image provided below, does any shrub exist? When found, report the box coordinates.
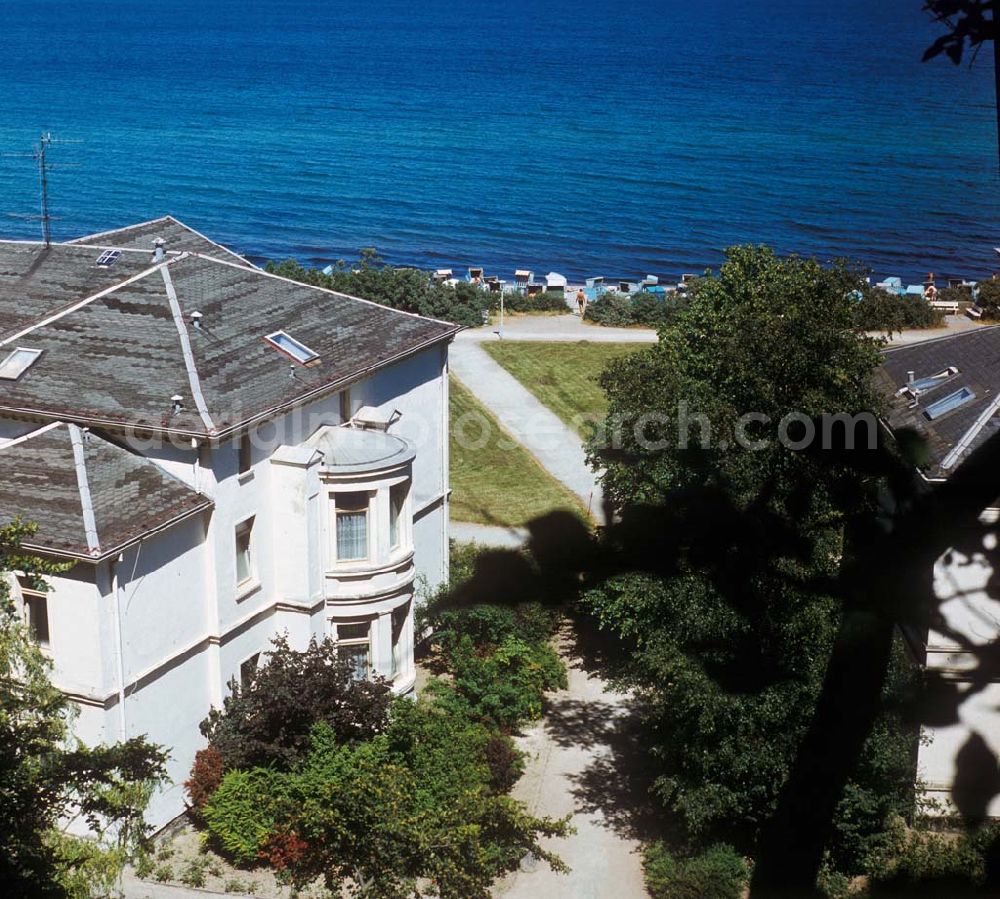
[200,635,391,771]
[423,601,560,656]
[499,291,569,313]
[865,816,1000,894]
[202,768,289,866]
[184,746,224,822]
[484,732,524,794]
[976,277,1000,319]
[266,255,492,326]
[224,877,250,893]
[853,289,943,332]
[152,863,173,883]
[584,291,635,326]
[449,635,567,730]
[179,857,208,888]
[643,842,748,899]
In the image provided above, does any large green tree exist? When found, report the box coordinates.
[0,521,166,898]
[584,247,919,884]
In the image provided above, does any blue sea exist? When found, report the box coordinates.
[0,0,996,282]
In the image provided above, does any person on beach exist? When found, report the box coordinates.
[576,288,586,316]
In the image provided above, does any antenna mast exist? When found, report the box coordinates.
[36,132,52,248]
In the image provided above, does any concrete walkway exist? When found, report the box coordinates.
[450,336,608,524]
[450,521,529,548]
[467,313,658,343]
[493,645,652,899]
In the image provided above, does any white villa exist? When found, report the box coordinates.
[880,326,1000,816]
[0,217,458,829]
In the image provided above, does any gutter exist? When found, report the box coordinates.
[19,498,213,564]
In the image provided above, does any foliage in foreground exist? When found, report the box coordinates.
[199,634,392,771]
[0,520,166,898]
[583,247,919,881]
[193,580,570,898]
[643,841,748,899]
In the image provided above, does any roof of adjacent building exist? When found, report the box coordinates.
[877,326,1000,479]
[0,422,211,561]
[0,218,461,439]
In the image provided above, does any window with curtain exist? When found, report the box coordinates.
[335,621,371,680]
[389,480,409,548]
[235,518,254,585]
[336,492,369,561]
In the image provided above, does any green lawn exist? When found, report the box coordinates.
[449,377,587,527]
[482,341,643,435]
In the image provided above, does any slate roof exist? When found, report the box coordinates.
[68,215,252,266]
[877,326,1000,479]
[0,219,461,439]
[0,423,211,560]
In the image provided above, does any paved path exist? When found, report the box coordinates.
[450,521,529,548]
[493,646,651,899]
[876,314,982,346]
[467,313,658,343]
[450,336,608,524]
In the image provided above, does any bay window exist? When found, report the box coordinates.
[389,480,408,549]
[335,621,371,680]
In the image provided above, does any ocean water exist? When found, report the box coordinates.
[0,0,996,282]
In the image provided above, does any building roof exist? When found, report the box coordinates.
[0,422,211,561]
[0,219,461,440]
[308,425,415,474]
[67,215,252,266]
[877,326,1000,478]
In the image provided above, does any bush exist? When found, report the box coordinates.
[184,746,224,822]
[179,857,208,888]
[200,635,391,771]
[423,601,560,657]
[643,842,748,899]
[853,289,943,332]
[202,768,289,866]
[866,816,1000,894]
[484,732,525,794]
[584,291,635,326]
[976,278,1000,319]
[499,291,568,313]
[266,255,492,326]
[448,635,567,730]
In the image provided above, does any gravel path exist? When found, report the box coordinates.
[466,313,658,343]
[492,645,652,899]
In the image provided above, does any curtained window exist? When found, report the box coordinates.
[336,492,369,561]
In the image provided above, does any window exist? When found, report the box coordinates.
[389,481,408,548]
[340,389,352,422]
[239,653,260,690]
[235,518,255,585]
[18,576,49,647]
[335,493,369,561]
[925,387,975,421]
[95,249,121,267]
[264,330,319,365]
[238,433,252,476]
[391,604,408,678]
[0,347,42,381]
[334,621,370,680]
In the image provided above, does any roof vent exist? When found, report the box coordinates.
[190,311,203,330]
[153,238,166,263]
[171,394,184,415]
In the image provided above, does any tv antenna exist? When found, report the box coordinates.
[3,132,81,248]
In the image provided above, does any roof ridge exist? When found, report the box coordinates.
[0,258,174,347]
[0,420,63,451]
[68,423,101,556]
[160,263,217,434]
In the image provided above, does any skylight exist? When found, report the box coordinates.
[908,366,959,394]
[0,347,42,381]
[925,386,975,421]
[264,331,320,365]
[95,249,122,267]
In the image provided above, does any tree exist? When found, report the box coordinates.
[200,634,392,771]
[975,276,1000,316]
[0,520,166,898]
[583,247,919,886]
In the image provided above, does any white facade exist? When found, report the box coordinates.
[919,512,1000,817]
[5,342,451,829]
